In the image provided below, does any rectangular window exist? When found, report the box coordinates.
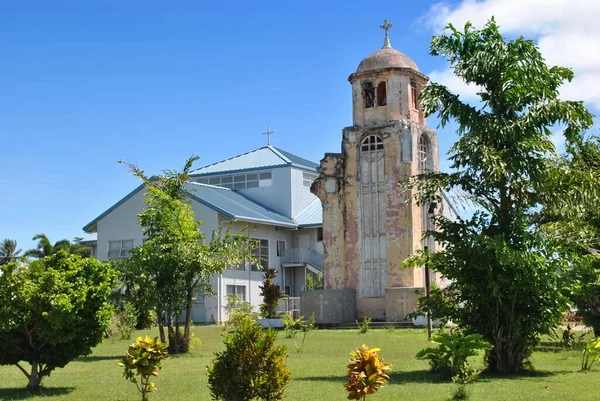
[108,239,134,260]
[251,238,269,271]
[226,285,246,302]
[303,172,317,188]
[259,172,272,187]
[411,81,419,110]
[276,240,286,257]
[363,82,375,108]
[317,228,323,242]
[196,171,273,190]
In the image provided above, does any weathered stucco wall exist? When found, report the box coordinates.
[313,119,439,321]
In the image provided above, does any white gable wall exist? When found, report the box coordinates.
[96,189,146,262]
[290,167,319,217]
[236,167,292,217]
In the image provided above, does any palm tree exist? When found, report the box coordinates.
[24,234,91,259]
[24,234,71,259]
[0,239,22,264]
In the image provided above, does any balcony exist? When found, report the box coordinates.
[281,248,323,272]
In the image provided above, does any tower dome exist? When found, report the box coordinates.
[348,20,428,127]
[356,47,419,73]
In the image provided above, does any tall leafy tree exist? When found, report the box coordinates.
[403,19,594,373]
[0,239,22,264]
[541,138,600,336]
[0,252,116,390]
[120,156,253,353]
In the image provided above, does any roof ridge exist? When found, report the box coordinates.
[267,145,293,165]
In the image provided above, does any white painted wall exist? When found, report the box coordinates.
[290,167,319,217]
[234,167,293,217]
[203,220,295,322]
[96,189,147,261]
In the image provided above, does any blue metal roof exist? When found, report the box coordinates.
[192,146,318,177]
[272,147,320,170]
[293,199,323,227]
[185,182,298,228]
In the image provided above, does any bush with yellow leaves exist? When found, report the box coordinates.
[345,345,391,400]
[120,335,170,401]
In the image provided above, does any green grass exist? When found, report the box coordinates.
[0,327,598,401]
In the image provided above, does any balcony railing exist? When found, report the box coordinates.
[281,248,323,271]
[276,296,300,315]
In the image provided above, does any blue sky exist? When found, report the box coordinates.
[1,1,598,252]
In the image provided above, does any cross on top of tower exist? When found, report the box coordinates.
[380,19,393,49]
[262,125,275,146]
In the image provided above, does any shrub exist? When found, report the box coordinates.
[282,313,315,352]
[107,303,138,340]
[345,345,391,400]
[416,331,493,380]
[357,316,371,334]
[224,294,258,330]
[120,335,170,401]
[259,268,283,318]
[207,316,291,401]
[0,253,117,390]
[581,337,600,372]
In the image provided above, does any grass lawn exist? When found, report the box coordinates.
[0,326,598,401]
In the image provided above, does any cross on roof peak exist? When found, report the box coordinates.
[380,19,393,49]
[262,125,275,146]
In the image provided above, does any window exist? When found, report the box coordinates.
[226,285,246,302]
[303,172,318,188]
[411,80,419,110]
[108,240,134,260]
[418,134,433,173]
[377,81,387,106]
[317,228,323,242]
[359,135,387,298]
[277,240,286,257]
[251,238,269,271]
[361,135,384,153]
[363,82,375,108]
[196,171,272,189]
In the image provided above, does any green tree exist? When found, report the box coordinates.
[0,251,116,390]
[403,19,594,373]
[120,156,252,353]
[541,138,600,336]
[23,234,91,259]
[0,238,22,264]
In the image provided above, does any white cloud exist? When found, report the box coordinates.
[428,69,481,102]
[425,0,600,110]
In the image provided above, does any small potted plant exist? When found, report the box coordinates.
[258,268,285,328]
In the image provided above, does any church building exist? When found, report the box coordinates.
[83,21,456,324]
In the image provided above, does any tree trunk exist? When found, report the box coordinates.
[183,289,193,349]
[27,361,41,391]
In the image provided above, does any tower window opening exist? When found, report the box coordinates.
[363,82,375,108]
[411,80,419,110]
[361,135,384,152]
[418,134,433,173]
[377,81,387,106]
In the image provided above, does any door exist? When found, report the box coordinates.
[299,234,310,250]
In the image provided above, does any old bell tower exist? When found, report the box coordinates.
[308,20,440,323]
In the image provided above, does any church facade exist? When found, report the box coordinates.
[304,22,454,323]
